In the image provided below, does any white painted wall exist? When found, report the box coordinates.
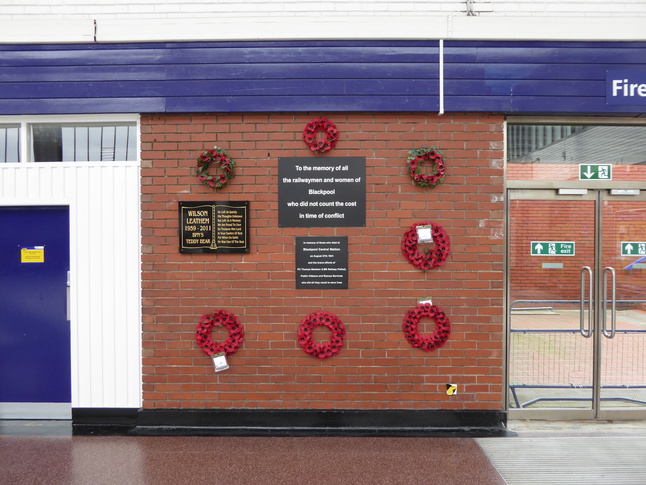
[1,1,645,19]
[0,115,142,409]
[0,1,645,42]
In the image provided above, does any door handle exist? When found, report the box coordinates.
[602,267,616,339]
[580,266,593,338]
[66,270,71,321]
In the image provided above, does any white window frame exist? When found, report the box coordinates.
[0,114,140,164]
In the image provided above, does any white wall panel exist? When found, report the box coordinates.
[1,1,645,19]
[1,2,646,42]
[0,19,94,42]
[0,162,142,409]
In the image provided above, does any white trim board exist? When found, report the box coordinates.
[2,16,646,43]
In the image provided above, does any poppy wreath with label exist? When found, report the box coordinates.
[402,303,451,352]
[195,310,244,356]
[303,117,340,154]
[401,221,451,271]
[196,146,236,189]
[297,311,346,359]
[407,146,445,187]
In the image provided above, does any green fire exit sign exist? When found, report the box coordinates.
[531,241,576,256]
[579,164,612,180]
[621,242,646,256]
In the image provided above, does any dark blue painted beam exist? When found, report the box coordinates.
[2,80,439,99]
[1,40,645,115]
[443,40,646,114]
[0,42,438,66]
[0,98,166,115]
[0,64,439,83]
[164,95,439,113]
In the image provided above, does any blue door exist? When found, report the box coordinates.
[0,206,71,419]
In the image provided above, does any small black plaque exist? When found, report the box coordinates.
[296,237,348,289]
[179,201,249,254]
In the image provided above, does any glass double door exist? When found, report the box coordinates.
[508,189,646,420]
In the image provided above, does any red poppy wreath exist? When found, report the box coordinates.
[401,221,451,271]
[195,310,244,356]
[297,311,346,359]
[303,117,340,154]
[407,146,445,188]
[195,146,236,189]
[402,303,451,352]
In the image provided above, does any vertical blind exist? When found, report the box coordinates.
[1,123,137,163]
[0,125,20,163]
[32,124,137,162]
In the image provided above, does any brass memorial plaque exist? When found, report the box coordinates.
[179,201,249,254]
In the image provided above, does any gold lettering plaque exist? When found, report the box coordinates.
[179,201,249,254]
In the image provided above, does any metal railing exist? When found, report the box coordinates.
[509,299,646,409]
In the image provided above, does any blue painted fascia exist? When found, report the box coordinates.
[1,40,645,115]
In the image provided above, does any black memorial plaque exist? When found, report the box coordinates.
[179,201,249,254]
[296,237,348,289]
[279,157,366,227]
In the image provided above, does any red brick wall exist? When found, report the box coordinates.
[140,113,505,411]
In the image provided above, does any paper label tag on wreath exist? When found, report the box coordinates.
[416,225,433,243]
[212,352,229,372]
[401,221,451,271]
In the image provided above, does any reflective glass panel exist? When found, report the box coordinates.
[31,123,137,162]
[600,199,646,410]
[508,197,595,410]
[507,124,646,182]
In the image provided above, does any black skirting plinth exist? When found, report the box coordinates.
[72,408,510,437]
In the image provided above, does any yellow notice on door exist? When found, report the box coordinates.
[21,246,45,263]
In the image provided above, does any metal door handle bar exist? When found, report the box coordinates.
[580,266,593,338]
[67,270,71,321]
[602,266,616,339]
